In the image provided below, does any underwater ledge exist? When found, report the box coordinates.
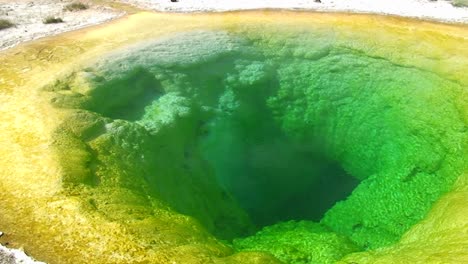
[0,11,467,264]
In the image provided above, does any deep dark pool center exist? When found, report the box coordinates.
[42,21,467,264]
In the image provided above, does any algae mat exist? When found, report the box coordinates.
[0,11,467,264]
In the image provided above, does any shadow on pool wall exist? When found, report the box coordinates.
[39,19,467,264]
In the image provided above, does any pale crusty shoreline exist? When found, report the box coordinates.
[0,243,45,264]
[0,0,125,51]
[119,0,468,23]
[0,0,467,51]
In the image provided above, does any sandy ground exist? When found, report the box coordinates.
[0,0,467,263]
[119,0,468,23]
[0,0,124,50]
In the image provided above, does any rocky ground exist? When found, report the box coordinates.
[0,0,124,50]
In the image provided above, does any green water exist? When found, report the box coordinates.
[46,29,467,264]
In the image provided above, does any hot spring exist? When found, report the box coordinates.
[0,11,467,264]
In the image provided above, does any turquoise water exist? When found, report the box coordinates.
[45,27,467,264]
